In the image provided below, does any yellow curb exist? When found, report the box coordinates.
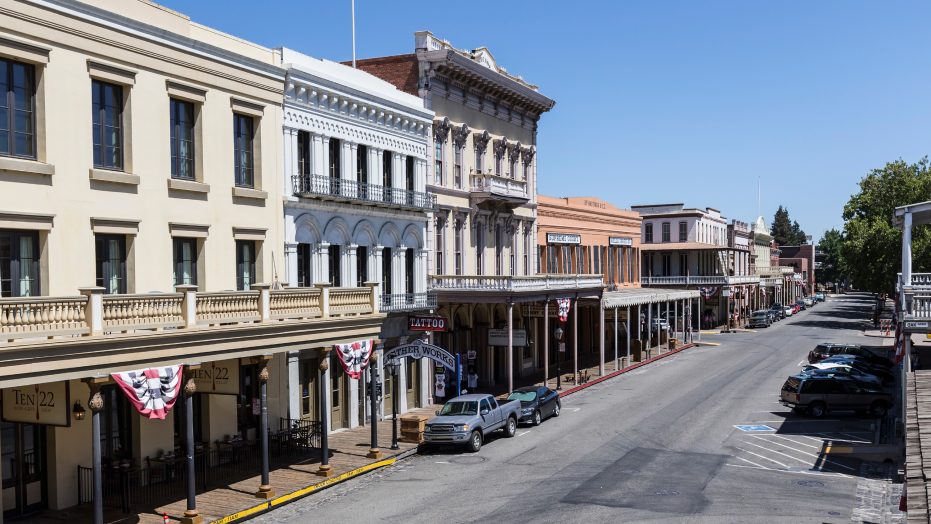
[700,330,719,335]
[824,446,853,454]
[210,457,398,524]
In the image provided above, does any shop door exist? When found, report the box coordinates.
[299,358,319,421]
[382,365,394,419]
[405,359,420,409]
[356,369,367,426]
[238,363,260,440]
[1,422,46,518]
[330,356,348,429]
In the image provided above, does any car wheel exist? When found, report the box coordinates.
[468,431,482,452]
[504,416,517,438]
[808,402,827,418]
[553,402,561,417]
[532,410,542,426]
[869,401,888,418]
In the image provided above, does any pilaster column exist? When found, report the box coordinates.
[312,134,325,177]
[321,136,331,178]
[317,354,332,477]
[349,143,359,181]
[417,248,428,294]
[86,380,105,524]
[284,242,299,287]
[396,246,407,295]
[373,245,385,295]
[316,242,330,285]
[284,128,299,195]
[346,245,358,288]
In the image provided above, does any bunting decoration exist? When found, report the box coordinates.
[111,366,183,420]
[698,286,719,300]
[334,339,374,379]
[556,298,572,323]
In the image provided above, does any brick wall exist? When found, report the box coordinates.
[347,54,419,96]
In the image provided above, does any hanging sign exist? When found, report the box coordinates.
[191,360,239,395]
[2,381,70,427]
[556,298,572,322]
[112,366,183,420]
[385,339,456,370]
[609,237,633,246]
[408,315,448,332]
[467,350,477,360]
[488,328,528,347]
[334,339,374,379]
[546,233,581,245]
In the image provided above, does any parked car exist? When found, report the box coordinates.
[820,355,895,380]
[766,309,778,323]
[795,300,806,311]
[423,394,521,452]
[815,292,826,302]
[784,306,794,317]
[780,374,892,418]
[808,343,891,367]
[770,304,786,320]
[748,310,772,328]
[506,386,561,426]
[792,304,802,314]
[803,297,814,308]
[801,363,883,386]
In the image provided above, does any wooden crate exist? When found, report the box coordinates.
[400,414,429,444]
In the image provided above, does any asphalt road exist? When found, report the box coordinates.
[253,293,883,524]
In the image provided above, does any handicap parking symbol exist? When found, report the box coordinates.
[734,424,775,432]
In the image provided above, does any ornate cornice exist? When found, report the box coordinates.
[521,146,536,164]
[434,117,451,142]
[473,130,491,151]
[453,123,471,147]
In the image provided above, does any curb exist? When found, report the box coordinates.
[556,343,696,398]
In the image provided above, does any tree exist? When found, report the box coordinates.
[840,157,931,294]
[816,228,846,285]
[771,206,809,245]
[790,220,808,245]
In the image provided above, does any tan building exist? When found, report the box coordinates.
[0,1,383,521]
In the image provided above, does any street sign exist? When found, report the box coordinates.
[385,339,456,370]
[488,328,528,347]
[906,321,929,329]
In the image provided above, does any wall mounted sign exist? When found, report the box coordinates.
[2,381,70,427]
[191,360,239,395]
[408,315,447,332]
[487,328,528,347]
[609,237,633,246]
[546,233,581,245]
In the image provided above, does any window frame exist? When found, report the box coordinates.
[91,79,124,171]
[644,223,653,243]
[169,98,196,180]
[434,139,444,185]
[95,234,127,295]
[233,113,255,188]
[172,237,198,287]
[661,222,671,243]
[678,221,687,242]
[0,58,37,160]
[0,229,39,297]
[235,239,256,291]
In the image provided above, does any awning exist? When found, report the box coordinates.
[603,288,700,309]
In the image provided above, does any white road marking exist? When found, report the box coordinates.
[734,455,772,469]
[760,434,822,450]
[741,441,813,467]
[435,461,450,464]
[517,431,530,437]
[748,435,856,472]
[735,446,791,468]
[726,464,852,478]
[838,432,872,442]
[569,408,581,413]
[817,432,871,444]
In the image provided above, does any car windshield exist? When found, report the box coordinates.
[439,401,478,416]
[507,391,537,402]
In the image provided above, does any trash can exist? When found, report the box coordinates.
[669,338,678,349]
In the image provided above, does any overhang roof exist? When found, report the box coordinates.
[640,242,734,251]
[604,288,700,308]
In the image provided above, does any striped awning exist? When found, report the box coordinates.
[603,288,700,309]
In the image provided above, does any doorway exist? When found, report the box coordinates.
[330,355,348,429]
[405,359,421,409]
[1,422,46,518]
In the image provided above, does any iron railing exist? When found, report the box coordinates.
[380,293,437,312]
[292,174,435,211]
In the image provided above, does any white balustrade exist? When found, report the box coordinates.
[269,289,322,320]
[102,293,185,332]
[0,296,89,342]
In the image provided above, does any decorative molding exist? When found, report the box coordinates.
[168,222,210,238]
[90,217,140,235]
[166,80,206,104]
[493,138,508,159]
[232,227,267,241]
[0,156,54,177]
[434,117,451,142]
[473,130,491,151]
[0,211,55,231]
[86,60,136,85]
[521,146,536,164]
[0,35,51,64]
[452,123,471,147]
[284,108,427,158]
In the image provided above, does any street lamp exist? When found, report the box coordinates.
[806,234,814,296]
[385,359,399,451]
[554,325,564,390]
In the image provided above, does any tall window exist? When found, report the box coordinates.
[0,230,39,297]
[356,246,368,287]
[494,151,503,176]
[297,131,311,177]
[679,253,688,276]
[645,223,653,243]
[475,224,484,276]
[435,217,445,275]
[0,58,36,159]
[593,246,602,275]
[559,246,571,274]
[510,156,518,180]
[494,225,503,276]
[454,145,463,188]
[381,247,392,295]
[454,220,463,275]
[233,114,254,187]
[662,253,671,276]
[328,138,340,178]
[678,221,687,242]
[382,150,392,187]
[296,243,311,287]
[357,144,368,183]
[95,235,126,294]
[100,387,132,463]
[474,147,483,173]
[235,240,256,290]
[92,80,123,170]
[546,246,557,274]
[434,140,444,185]
[523,160,529,181]
[577,246,585,274]
[169,99,195,180]
[661,222,671,243]
[328,244,341,287]
[172,237,197,286]
[523,226,531,275]
[405,247,414,295]
[509,230,516,276]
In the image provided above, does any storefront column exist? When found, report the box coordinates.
[256,357,274,500]
[543,300,549,387]
[598,300,604,377]
[647,302,652,352]
[87,381,104,524]
[367,352,381,459]
[674,300,679,343]
[636,304,641,359]
[572,299,578,382]
[182,371,203,524]
[317,355,332,477]
[613,307,619,369]
[665,301,670,348]
[507,301,514,393]
[626,306,631,364]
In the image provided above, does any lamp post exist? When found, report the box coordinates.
[385,359,399,450]
[368,351,381,459]
[806,234,814,296]
[554,325,564,390]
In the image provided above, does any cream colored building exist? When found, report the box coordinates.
[0,1,384,520]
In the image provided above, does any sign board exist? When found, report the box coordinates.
[488,328,528,347]
[546,233,581,245]
[191,360,239,395]
[408,315,447,332]
[385,339,456,370]
[2,382,70,427]
[906,321,929,329]
[609,237,633,246]
[721,290,731,297]
[559,342,566,353]
[734,424,775,432]
[466,350,477,360]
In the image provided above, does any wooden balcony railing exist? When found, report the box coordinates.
[0,282,380,344]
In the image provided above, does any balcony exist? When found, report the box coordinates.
[292,174,435,211]
[379,292,437,312]
[899,273,931,331]
[429,274,604,293]
[469,172,529,210]
[0,284,378,345]
[642,275,761,286]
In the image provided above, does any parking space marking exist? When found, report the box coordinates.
[837,431,872,442]
[735,446,791,468]
[748,435,857,472]
[816,432,871,444]
[733,455,771,469]
[517,431,530,437]
[734,424,776,432]
[726,464,851,478]
[762,434,822,450]
[741,441,816,467]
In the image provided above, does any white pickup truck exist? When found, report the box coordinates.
[423,393,521,452]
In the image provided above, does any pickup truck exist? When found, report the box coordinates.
[423,393,521,452]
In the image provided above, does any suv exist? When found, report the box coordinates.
[780,375,891,418]
[748,310,771,328]
[807,343,890,366]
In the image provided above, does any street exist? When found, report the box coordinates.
[253,294,883,523]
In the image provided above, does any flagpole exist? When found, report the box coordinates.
[351,0,357,68]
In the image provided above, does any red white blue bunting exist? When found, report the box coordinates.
[111,366,183,420]
[334,339,374,379]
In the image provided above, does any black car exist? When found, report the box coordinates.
[771,304,786,320]
[780,374,892,418]
[808,343,892,367]
[506,386,561,426]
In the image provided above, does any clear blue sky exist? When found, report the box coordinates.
[158,0,931,241]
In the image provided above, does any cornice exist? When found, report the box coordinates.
[284,105,428,158]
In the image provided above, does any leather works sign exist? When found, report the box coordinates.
[2,381,70,427]
[385,339,456,370]
[191,360,239,395]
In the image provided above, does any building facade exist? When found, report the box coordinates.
[354,32,603,395]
